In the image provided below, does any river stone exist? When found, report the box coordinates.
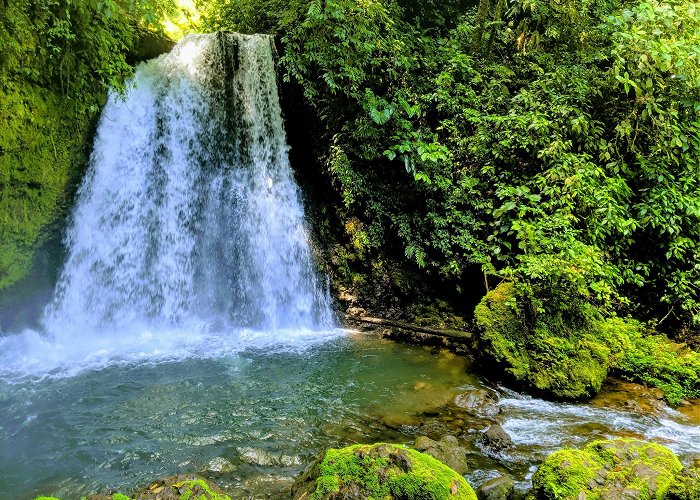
[413,435,471,474]
[206,456,236,473]
[531,438,683,500]
[476,475,515,500]
[292,442,477,499]
[477,425,513,452]
[454,389,501,419]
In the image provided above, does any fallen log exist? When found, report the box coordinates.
[348,315,473,342]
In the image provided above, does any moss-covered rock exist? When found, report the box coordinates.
[292,442,476,499]
[0,83,95,292]
[474,282,609,400]
[603,318,700,405]
[474,282,700,404]
[669,467,700,500]
[75,474,229,500]
[531,438,683,500]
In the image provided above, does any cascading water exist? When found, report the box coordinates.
[49,32,334,333]
[0,33,336,379]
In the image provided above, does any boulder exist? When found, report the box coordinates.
[476,475,515,500]
[669,467,700,500]
[477,425,513,452]
[414,435,471,474]
[292,442,476,499]
[474,282,609,400]
[128,28,176,64]
[531,438,683,500]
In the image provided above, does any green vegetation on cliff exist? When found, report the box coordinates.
[0,0,181,291]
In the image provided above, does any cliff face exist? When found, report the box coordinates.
[0,29,175,331]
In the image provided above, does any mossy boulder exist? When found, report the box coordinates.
[669,467,700,500]
[531,438,683,500]
[474,281,700,404]
[474,282,609,400]
[292,442,476,499]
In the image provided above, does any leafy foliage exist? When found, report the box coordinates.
[207,0,700,331]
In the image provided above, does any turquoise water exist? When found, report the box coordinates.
[0,334,475,499]
[1,332,699,499]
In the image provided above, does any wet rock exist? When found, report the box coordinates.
[85,474,231,499]
[206,456,235,473]
[669,467,700,500]
[292,442,476,499]
[413,435,471,474]
[454,389,501,419]
[128,28,176,64]
[241,474,294,498]
[237,446,301,467]
[476,475,515,500]
[531,438,683,500]
[591,378,667,416]
[477,425,513,452]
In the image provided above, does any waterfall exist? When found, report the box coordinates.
[41,33,334,338]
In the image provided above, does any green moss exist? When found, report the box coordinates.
[0,82,94,291]
[475,282,700,403]
[532,439,683,500]
[112,494,131,500]
[531,447,600,499]
[602,318,700,405]
[307,443,476,500]
[34,497,61,500]
[474,282,608,400]
[174,479,230,500]
[669,467,700,500]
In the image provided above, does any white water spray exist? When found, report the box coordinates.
[0,33,337,379]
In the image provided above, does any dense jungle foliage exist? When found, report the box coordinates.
[200,0,700,332]
[1,0,698,396]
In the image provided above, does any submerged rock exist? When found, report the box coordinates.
[531,438,683,500]
[454,389,501,420]
[591,378,667,417]
[477,425,513,453]
[476,475,515,500]
[414,435,471,474]
[292,442,476,499]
